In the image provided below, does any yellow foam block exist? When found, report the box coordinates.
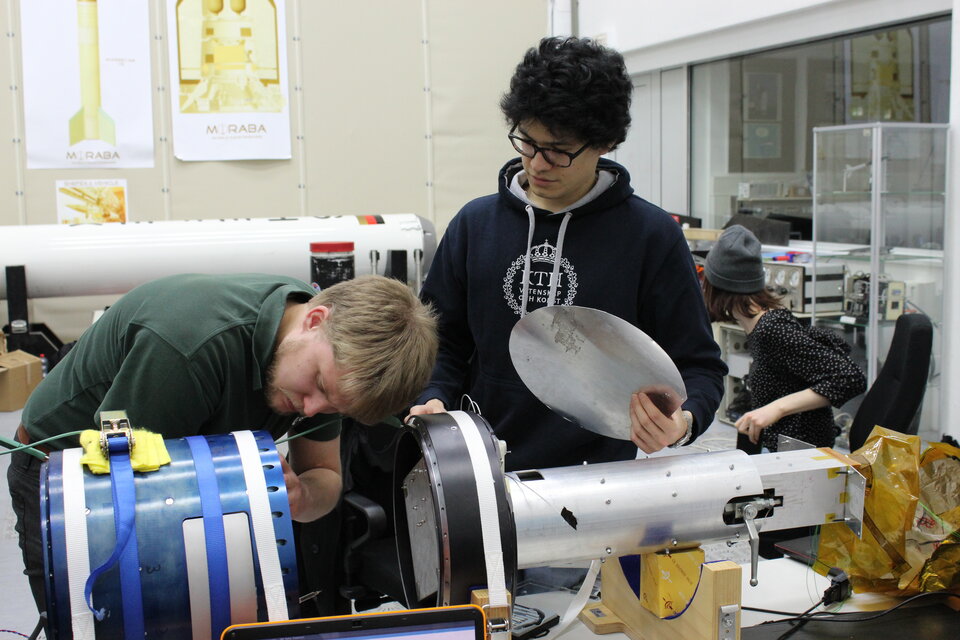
[79,429,172,474]
[639,548,704,618]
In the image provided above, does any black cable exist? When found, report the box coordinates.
[773,598,825,640]
[791,600,825,620]
[743,605,818,616]
[760,590,955,626]
[774,567,871,640]
[27,613,45,640]
[749,564,848,635]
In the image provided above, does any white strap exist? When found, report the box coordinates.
[62,448,96,639]
[448,411,509,625]
[233,431,289,621]
[544,559,602,640]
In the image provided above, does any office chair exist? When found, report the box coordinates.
[296,419,409,616]
[848,313,933,452]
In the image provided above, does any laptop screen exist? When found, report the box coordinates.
[220,606,486,640]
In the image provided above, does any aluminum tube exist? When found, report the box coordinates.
[509,450,763,568]
[0,214,435,298]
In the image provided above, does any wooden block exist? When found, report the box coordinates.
[470,588,511,627]
[580,601,628,636]
[578,557,742,640]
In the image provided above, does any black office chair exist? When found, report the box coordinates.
[296,418,409,616]
[848,313,933,452]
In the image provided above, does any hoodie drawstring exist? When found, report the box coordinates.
[520,205,573,315]
[548,211,572,307]
[520,205,536,317]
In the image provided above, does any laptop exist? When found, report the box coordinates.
[220,605,485,640]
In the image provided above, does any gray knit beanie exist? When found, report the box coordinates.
[704,225,765,293]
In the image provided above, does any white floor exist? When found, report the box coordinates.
[0,409,745,638]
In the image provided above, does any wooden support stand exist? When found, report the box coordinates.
[579,557,742,640]
[471,588,512,638]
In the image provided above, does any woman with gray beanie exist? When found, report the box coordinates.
[702,225,866,452]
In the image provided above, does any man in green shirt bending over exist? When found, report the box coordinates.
[8,272,438,613]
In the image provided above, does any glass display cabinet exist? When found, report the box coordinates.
[811,122,947,441]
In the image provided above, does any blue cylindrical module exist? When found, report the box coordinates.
[41,430,299,640]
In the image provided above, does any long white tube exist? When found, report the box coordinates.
[0,214,435,298]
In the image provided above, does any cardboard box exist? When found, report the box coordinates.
[639,548,705,618]
[0,350,43,412]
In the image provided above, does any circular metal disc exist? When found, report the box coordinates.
[509,306,687,440]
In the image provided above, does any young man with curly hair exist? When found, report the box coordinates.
[409,37,726,471]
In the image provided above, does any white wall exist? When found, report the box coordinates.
[0,0,549,236]
[579,0,835,51]
[580,0,951,72]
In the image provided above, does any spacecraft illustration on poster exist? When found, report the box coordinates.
[167,0,292,161]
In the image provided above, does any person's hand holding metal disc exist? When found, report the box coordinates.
[629,387,688,453]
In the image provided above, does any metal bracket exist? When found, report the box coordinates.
[716,604,739,640]
[99,409,135,454]
[842,466,866,538]
[486,617,510,633]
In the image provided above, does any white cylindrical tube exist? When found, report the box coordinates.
[0,214,434,298]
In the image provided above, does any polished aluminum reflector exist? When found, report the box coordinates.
[509,305,687,440]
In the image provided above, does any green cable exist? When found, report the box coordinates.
[274,417,343,445]
[273,414,404,445]
[0,430,86,460]
[3,414,406,458]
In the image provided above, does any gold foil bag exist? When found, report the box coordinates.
[817,427,960,596]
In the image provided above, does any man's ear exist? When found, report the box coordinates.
[304,305,330,331]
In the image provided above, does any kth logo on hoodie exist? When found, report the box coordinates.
[502,240,578,315]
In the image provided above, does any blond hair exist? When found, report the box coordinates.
[309,275,437,424]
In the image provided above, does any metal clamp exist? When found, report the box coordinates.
[482,603,511,640]
[736,497,777,587]
[99,410,135,454]
[485,616,510,635]
[717,604,739,640]
[741,503,760,587]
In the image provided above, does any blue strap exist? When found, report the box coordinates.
[83,435,145,639]
[186,436,232,638]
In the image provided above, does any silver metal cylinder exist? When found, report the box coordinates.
[508,450,763,568]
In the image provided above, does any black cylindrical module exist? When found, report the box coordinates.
[310,241,356,290]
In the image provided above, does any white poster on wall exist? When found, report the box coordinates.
[166,0,292,161]
[20,0,154,169]
[56,178,128,224]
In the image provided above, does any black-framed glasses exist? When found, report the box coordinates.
[508,126,590,168]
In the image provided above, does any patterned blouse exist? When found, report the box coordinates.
[747,309,867,451]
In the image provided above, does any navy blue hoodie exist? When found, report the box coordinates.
[418,157,726,471]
